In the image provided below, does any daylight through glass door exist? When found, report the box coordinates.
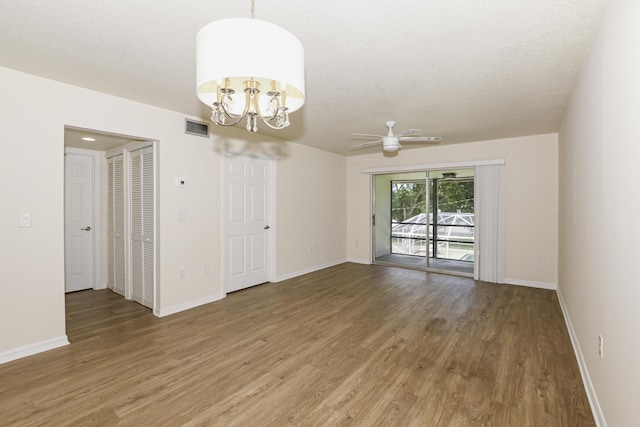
[373,168,475,275]
[427,169,475,274]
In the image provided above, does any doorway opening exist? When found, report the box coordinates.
[63,126,157,312]
[373,168,475,275]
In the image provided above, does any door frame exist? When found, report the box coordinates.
[64,147,105,290]
[222,155,277,295]
[368,162,485,277]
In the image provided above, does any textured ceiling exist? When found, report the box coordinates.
[0,0,607,155]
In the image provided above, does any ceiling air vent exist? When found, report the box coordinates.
[185,119,210,138]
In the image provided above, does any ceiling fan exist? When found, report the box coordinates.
[350,120,441,153]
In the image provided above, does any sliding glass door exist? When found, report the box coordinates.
[374,172,428,268]
[373,168,475,275]
[427,170,475,274]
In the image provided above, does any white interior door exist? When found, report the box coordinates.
[225,156,271,293]
[64,154,94,293]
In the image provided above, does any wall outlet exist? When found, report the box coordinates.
[598,334,604,359]
[179,268,186,279]
[203,264,210,275]
[538,254,545,264]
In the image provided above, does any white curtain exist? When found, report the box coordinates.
[474,165,505,283]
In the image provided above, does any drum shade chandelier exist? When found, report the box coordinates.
[196,0,305,132]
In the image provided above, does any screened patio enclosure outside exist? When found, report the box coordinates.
[392,212,475,261]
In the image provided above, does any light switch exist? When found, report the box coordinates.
[177,211,187,222]
[175,177,186,188]
[19,212,31,228]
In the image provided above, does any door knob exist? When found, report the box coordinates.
[81,226,91,231]
[264,225,270,230]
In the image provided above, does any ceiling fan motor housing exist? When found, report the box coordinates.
[382,136,399,152]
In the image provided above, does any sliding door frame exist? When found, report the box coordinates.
[366,159,505,278]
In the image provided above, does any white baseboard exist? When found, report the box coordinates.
[556,288,607,427]
[154,293,225,318]
[504,277,557,290]
[94,282,108,290]
[274,258,347,283]
[344,265,555,290]
[0,335,69,365]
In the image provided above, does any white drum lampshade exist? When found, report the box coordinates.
[196,18,305,121]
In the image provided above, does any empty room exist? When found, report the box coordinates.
[0,0,638,425]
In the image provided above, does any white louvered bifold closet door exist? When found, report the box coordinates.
[107,155,126,296]
[130,147,154,309]
[107,157,114,290]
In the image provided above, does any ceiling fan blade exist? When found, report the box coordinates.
[349,139,383,150]
[349,133,385,140]
[398,128,421,137]
[398,136,442,143]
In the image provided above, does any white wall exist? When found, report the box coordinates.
[275,142,347,280]
[0,71,67,357]
[0,66,347,361]
[558,0,640,424]
[347,134,559,288]
[0,66,224,358]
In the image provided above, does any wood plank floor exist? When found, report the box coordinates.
[0,263,594,426]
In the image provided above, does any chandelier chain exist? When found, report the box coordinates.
[250,0,255,19]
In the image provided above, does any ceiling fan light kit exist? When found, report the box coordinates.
[350,120,441,153]
[383,137,399,152]
[196,0,305,133]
